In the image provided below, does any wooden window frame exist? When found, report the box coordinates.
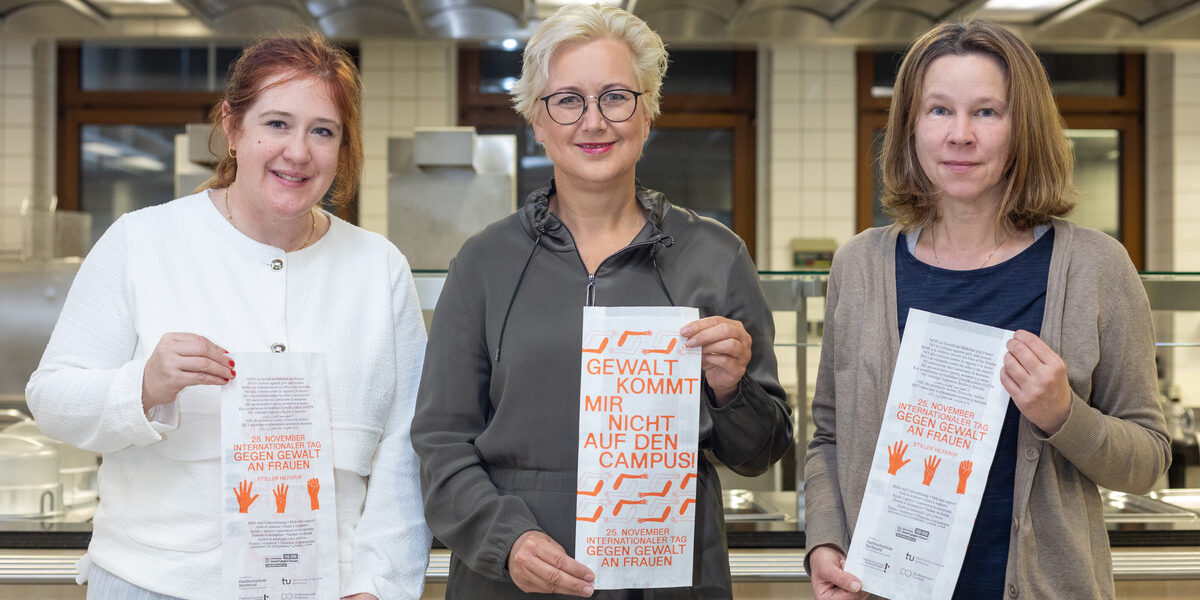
[57,43,358,223]
[855,51,1145,269]
[457,48,757,253]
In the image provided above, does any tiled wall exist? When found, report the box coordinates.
[1147,50,1200,407]
[0,40,37,255]
[765,44,857,272]
[357,40,456,236]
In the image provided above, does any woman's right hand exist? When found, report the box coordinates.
[507,530,595,597]
[141,333,234,412]
[810,545,868,600]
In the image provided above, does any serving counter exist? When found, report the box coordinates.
[4,266,1200,598]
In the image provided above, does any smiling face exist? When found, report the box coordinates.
[531,38,650,193]
[915,53,1013,210]
[223,74,343,221]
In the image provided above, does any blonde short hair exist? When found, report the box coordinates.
[881,20,1075,232]
[510,4,668,123]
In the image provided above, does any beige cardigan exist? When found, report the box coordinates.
[804,219,1170,599]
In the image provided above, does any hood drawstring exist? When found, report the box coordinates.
[495,227,545,362]
[651,236,676,306]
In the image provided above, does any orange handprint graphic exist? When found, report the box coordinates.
[234,480,258,514]
[887,441,911,475]
[922,456,941,486]
[957,460,973,495]
[273,483,288,514]
[307,478,320,510]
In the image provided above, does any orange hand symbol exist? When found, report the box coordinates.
[307,478,320,510]
[234,480,258,514]
[273,483,288,513]
[957,460,973,495]
[922,456,941,486]
[886,441,911,475]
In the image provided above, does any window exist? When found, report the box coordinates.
[457,47,758,252]
[855,51,1145,268]
[58,42,359,238]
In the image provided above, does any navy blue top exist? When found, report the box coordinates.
[895,228,1054,600]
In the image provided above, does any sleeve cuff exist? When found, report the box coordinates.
[340,572,388,600]
[112,359,174,446]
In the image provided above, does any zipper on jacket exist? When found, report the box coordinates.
[553,215,663,308]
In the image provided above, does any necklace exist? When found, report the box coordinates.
[224,187,317,251]
[930,225,1002,270]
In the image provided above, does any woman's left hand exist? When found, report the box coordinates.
[341,594,377,600]
[682,316,752,407]
[1001,330,1072,435]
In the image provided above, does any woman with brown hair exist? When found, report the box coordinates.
[804,20,1169,599]
[28,32,429,599]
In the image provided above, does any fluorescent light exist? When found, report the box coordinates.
[501,38,519,51]
[983,0,1071,9]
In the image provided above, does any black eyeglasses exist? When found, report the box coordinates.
[539,89,643,125]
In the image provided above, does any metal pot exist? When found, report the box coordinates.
[0,433,63,518]
[3,421,98,507]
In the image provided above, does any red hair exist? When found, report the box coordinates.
[201,30,362,206]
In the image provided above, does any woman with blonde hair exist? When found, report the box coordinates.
[412,4,791,599]
[804,20,1168,600]
[28,32,430,599]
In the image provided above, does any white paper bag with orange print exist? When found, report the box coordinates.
[845,309,1014,600]
[575,306,702,589]
[220,353,339,599]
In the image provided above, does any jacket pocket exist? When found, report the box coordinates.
[107,456,222,552]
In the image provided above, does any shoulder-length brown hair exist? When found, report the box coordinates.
[880,20,1075,232]
[199,30,362,206]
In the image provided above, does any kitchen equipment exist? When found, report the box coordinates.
[723,489,786,522]
[0,433,63,519]
[387,128,517,270]
[0,409,32,428]
[1100,488,1200,523]
[2,421,98,508]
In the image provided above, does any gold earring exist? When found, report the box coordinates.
[228,147,236,159]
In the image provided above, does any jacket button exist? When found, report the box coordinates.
[1008,583,1018,597]
[1024,447,1039,461]
[270,259,284,271]
[270,343,286,353]
[1012,517,1019,532]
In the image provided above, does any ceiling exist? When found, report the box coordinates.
[1,0,1199,46]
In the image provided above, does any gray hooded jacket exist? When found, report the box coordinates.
[412,179,792,599]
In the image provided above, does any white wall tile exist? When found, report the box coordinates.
[4,125,32,155]
[418,43,449,69]
[392,69,418,98]
[773,45,801,72]
[772,72,801,103]
[4,155,31,184]
[390,100,418,129]
[3,97,32,125]
[4,66,31,95]
[771,158,801,190]
[825,48,853,73]
[771,130,801,160]
[418,70,449,99]
[772,101,801,128]
[4,41,33,66]
[391,41,417,69]
[361,69,391,99]
[801,47,825,72]
[417,100,450,126]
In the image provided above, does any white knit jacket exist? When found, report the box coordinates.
[27,191,431,599]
